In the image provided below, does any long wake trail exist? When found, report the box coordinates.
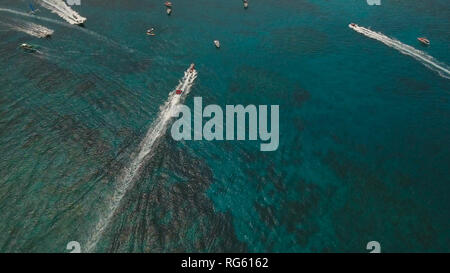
[85,65,198,252]
[36,0,86,25]
[0,19,53,38]
[350,24,450,79]
[0,8,133,53]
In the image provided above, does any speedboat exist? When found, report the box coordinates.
[74,19,86,27]
[243,0,248,9]
[164,1,172,8]
[417,37,430,46]
[20,43,37,52]
[73,14,87,27]
[214,40,220,48]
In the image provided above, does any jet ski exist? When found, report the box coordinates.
[417,37,430,46]
[214,40,220,48]
[146,28,156,36]
[28,3,39,15]
[20,43,37,52]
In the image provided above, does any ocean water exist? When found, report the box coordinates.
[0,0,449,253]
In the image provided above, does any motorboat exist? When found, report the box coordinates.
[167,8,172,15]
[214,40,220,48]
[417,37,430,46]
[20,43,37,52]
[243,0,248,9]
[73,14,87,27]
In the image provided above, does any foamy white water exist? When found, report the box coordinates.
[0,20,53,38]
[0,7,67,26]
[37,0,86,25]
[0,8,135,53]
[350,24,450,79]
[85,65,198,252]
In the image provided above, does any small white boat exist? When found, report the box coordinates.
[167,8,172,15]
[73,14,87,27]
[243,0,248,9]
[214,40,220,48]
[20,43,37,52]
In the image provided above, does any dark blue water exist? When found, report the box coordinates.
[0,0,449,252]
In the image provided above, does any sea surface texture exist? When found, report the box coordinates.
[0,0,449,252]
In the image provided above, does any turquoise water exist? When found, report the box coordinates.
[0,0,449,252]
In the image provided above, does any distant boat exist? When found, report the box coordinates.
[43,31,52,38]
[214,40,220,48]
[72,14,86,27]
[147,28,156,36]
[164,1,173,8]
[28,3,39,15]
[167,8,172,15]
[243,0,249,9]
[417,37,430,46]
[20,43,37,52]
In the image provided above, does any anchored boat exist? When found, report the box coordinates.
[214,40,220,48]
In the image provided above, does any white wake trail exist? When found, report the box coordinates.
[85,65,198,252]
[0,7,67,26]
[0,8,134,53]
[0,20,53,38]
[350,24,450,79]
[37,0,86,25]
